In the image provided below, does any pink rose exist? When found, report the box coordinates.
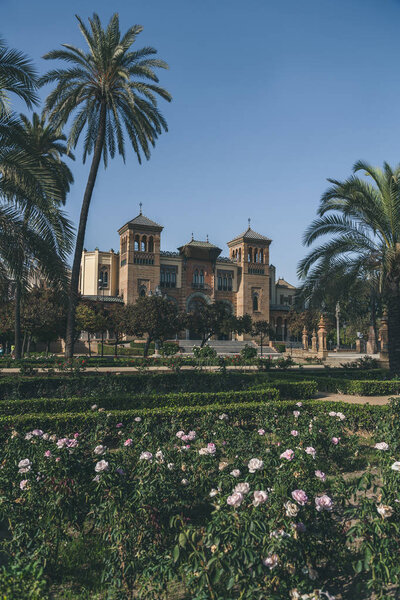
[280,449,294,461]
[291,489,308,506]
[258,429,266,436]
[262,554,279,569]
[315,494,333,511]
[315,470,326,482]
[227,492,244,508]
[293,410,300,418]
[44,450,52,458]
[116,423,123,428]
[305,446,316,458]
[331,437,340,445]
[124,439,133,447]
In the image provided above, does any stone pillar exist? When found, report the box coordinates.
[311,329,317,353]
[317,315,328,358]
[366,325,377,355]
[302,326,308,351]
[355,339,361,353]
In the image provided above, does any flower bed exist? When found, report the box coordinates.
[1,398,399,598]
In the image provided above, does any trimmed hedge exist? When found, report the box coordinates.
[0,399,388,437]
[315,378,400,396]
[0,388,281,416]
[0,372,319,400]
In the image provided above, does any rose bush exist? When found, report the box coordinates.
[0,400,399,598]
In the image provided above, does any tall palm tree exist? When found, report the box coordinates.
[40,13,171,357]
[0,36,38,114]
[298,161,400,372]
[0,112,74,357]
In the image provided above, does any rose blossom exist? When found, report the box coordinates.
[234,482,250,495]
[18,459,31,474]
[331,437,340,445]
[315,494,333,512]
[25,433,33,440]
[181,478,189,486]
[336,412,346,421]
[328,411,337,417]
[124,439,133,447]
[176,431,185,439]
[374,442,389,451]
[293,410,300,418]
[284,501,299,517]
[391,461,400,471]
[296,402,302,407]
[280,449,294,461]
[19,479,28,490]
[219,461,228,471]
[134,417,142,422]
[95,460,109,473]
[227,491,244,508]
[248,458,264,473]
[377,503,393,518]
[305,446,316,458]
[262,554,279,569]
[94,445,106,455]
[32,429,43,437]
[209,488,219,497]
[230,469,241,477]
[155,450,164,463]
[253,490,268,507]
[91,404,98,411]
[56,438,67,448]
[290,430,298,437]
[291,489,308,506]
[167,463,174,470]
[44,450,52,458]
[187,431,196,441]
[219,413,229,420]
[139,451,153,461]
[315,470,326,482]
[116,423,123,428]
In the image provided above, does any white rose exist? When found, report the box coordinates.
[140,451,153,461]
[234,482,250,495]
[230,469,241,477]
[94,445,106,455]
[227,492,244,508]
[284,501,299,517]
[374,442,389,451]
[253,490,268,507]
[209,488,219,497]
[377,503,393,518]
[95,460,109,473]
[248,458,264,473]
[18,458,31,474]
[391,461,400,471]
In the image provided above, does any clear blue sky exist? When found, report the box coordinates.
[3,0,400,283]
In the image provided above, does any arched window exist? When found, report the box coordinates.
[140,287,146,297]
[238,248,241,262]
[223,276,227,291]
[254,249,258,263]
[228,276,232,291]
[134,235,140,251]
[260,249,264,264]
[253,294,259,312]
[199,270,204,287]
[141,236,147,252]
[148,236,154,252]
[193,269,199,285]
[248,248,252,263]
[218,275,222,290]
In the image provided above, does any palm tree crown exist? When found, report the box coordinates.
[299,160,400,371]
[0,37,38,115]
[40,13,171,165]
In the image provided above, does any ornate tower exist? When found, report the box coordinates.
[227,220,271,336]
[117,207,163,304]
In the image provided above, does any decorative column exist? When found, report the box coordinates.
[311,329,317,353]
[317,315,328,358]
[302,326,309,351]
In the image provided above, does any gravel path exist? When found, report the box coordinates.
[315,392,394,405]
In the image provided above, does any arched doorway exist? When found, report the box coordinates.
[186,293,210,340]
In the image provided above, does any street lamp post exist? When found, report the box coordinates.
[98,278,106,358]
[335,302,340,351]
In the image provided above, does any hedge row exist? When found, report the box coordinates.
[0,399,388,437]
[0,373,318,400]
[0,388,282,416]
[315,378,400,396]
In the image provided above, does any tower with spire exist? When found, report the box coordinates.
[117,205,163,303]
[227,220,271,334]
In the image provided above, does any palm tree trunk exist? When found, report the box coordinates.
[65,101,107,358]
[14,279,22,359]
[387,284,400,374]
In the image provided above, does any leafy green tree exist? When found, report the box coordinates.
[298,161,400,372]
[126,296,185,357]
[187,301,233,347]
[251,320,271,356]
[75,302,103,356]
[0,37,38,115]
[22,287,67,354]
[40,13,171,358]
[104,303,128,357]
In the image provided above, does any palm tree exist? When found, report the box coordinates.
[40,13,171,357]
[298,161,400,372]
[0,37,38,114]
[0,112,74,357]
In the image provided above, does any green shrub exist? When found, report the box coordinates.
[160,342,179,356]
[240,344,257,360]
[192,345,218,360]
[0,563,48,599]
[275,343,286,353]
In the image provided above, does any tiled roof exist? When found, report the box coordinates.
[217,256,234,263]
[229,227,272,244]
[160,250,180,257]
[276,278,296,290]
[183,239,221,249]
[128,213,163,228]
